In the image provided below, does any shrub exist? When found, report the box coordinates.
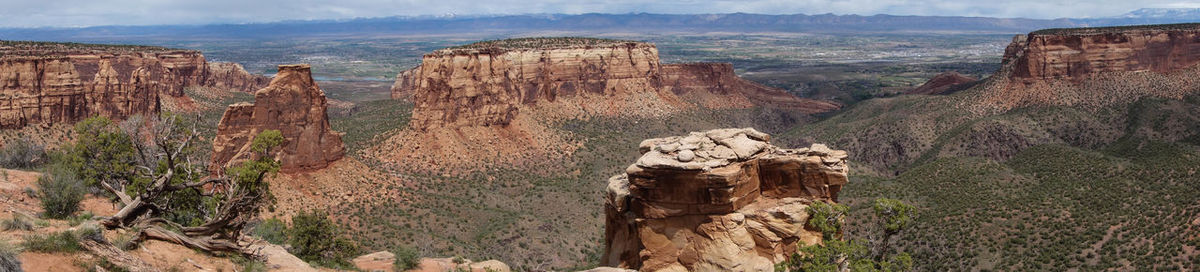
[0,241,20,272]
[287,210,358,267]
[0,137,47,169]
[36,164,86,219]
[393,246,421,271]
[1,215,33,231]
[21,230,82,253]
[250,218,288,245]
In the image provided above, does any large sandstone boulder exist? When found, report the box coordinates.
[209,64,344,173]
[603,128,849,271]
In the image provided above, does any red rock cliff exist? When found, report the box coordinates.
[603,128,848,271]
[210,64,344,173]
[392,39,840,130]
[972,24,1200,112]
[1005,25,1200,81]
[0,42,268,129]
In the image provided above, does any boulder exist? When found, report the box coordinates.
[603,128,849,271]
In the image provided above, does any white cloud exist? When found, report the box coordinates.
[0,0,1191,27]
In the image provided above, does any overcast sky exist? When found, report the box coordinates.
[2,0,1199,28]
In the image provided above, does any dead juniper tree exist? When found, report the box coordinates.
[67,114,283,255]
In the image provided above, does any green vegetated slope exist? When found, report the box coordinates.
[791,86,1200,270]
[336,106,811,270]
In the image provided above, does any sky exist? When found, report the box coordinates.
[2,0,1200,28]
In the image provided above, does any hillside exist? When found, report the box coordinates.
[780,23,1200,270]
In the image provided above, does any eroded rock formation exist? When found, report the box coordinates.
[0,41,268,129]
[392,39,840,130]
[204,62,271,94]
[210,64,344,173]
[1006,26,1200,81]
[972,24,1200,112]
[906,72,977,95]
[603,128,849,271]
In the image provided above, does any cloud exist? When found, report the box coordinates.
[0,0,1191,27]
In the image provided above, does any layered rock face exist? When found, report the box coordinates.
[661,63,841,112]
[906,72,977,95]
[1006,26,1200,81]
[204,62,271,94]
[393,40,840,130]
[210,64,344,173]
[973,24,1200,112]
[0,42,267,129]
[603,128,849,271]
[399,42,663,130]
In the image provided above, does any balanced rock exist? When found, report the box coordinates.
[603,128,849,271]
[209,64,344,173]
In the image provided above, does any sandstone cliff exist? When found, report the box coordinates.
[392,39,840,131]
[210,64,344,173]
[905,72,977,95]
[0,41,268,129]
[973,24,1200,112]
[603,128,848,271]
[204,62,271,94]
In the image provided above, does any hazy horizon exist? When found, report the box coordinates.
[2,0,1200,28]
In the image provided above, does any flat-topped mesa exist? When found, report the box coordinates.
[603,128,849,271]
[1004,23,1200,81]
[210,64,344,173]
[393,38,841,131]
[972,23,1200,112]
[0,41,268,129]
[400,38,662,130]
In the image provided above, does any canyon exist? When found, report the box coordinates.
[603,128,848,271]
[209,64,344,173]
[0,41,267,129]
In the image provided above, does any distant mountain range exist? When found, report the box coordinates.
[2,9,1199,42]
[1120,8,1200,20]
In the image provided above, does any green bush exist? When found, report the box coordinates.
[0,137,47,169]
[287,210,358,267]
[21,230,82,253]
[36,164,86,219]
[250,218,288,245]
[0,241,20,272]
[393,246,421,271]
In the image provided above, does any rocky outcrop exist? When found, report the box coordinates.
[661,63,842,112]
[906,72,977,95]
[0,41,267,129]
[603,128,849,271]
[209,64,344,173]
[392,39,840,130]
[204,62,271,94]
